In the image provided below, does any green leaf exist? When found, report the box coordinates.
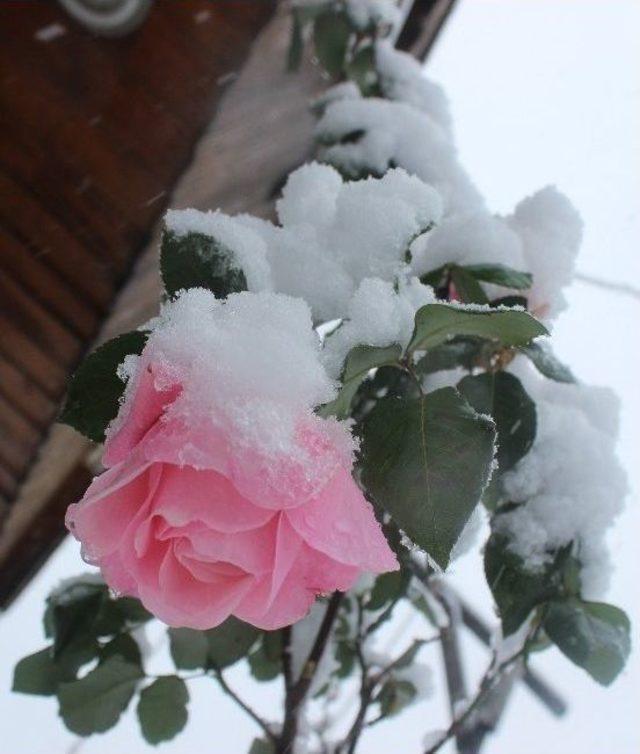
[414,338,483,375]
[375,678,416,718]
[248,633,282,682]
[544,599,631,686]
[59,331,148,442]
[391,639,425,670]
[44,581,107,659]
[463,264,533,290]
[450,266,490,305]
[457,371,536,474]
[360,388,496,568]
[160,229,248,299]
[113,597,153,625]
[137,676,189,745]
[419,264,449,289]
[168,628,209,670]
[334,640,356,679]
[484,534,578,636]
[58,656,143,736]
[313,11,352,78]
[345,44,378,95]
[13,647,66,696]
[101,634,142,666]
[249,739,275,754]
[206,617,260,669]
[407,303,547,355]
[287,11,304,72]
[490,295,529,309]
[365,571,407,611]
[318,343,402,419]
[519,341,575,383]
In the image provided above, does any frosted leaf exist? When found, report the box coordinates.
[164,208,273,294]
[410,212,526,288]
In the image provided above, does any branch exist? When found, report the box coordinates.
[213,668,276,743]
[339,600,371,754]
[277,592,344,754]
[407,557,567,718]
[423,644,529,754]
[575,271,640,301]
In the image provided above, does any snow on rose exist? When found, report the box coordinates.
[65,289,397,630]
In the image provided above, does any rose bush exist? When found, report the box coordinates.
[66,301,398,631]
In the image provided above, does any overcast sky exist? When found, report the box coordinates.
[1,2,638,752]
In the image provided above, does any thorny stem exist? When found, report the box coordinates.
[213,667,276,743]
[277,592,344,754]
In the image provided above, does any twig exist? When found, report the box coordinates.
[575,271,640,302]
[407,558,567,717]
[340,600,371,754]
[456,593,567,717]
[213,668,276,743]
[423,644,530,754]
[277,592,344,754]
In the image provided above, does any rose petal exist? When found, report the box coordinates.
[139,548,254,629]
[104,361,181,468]
[66,459,159,561]
[173,521,278,576]
[152,465,275,533]
[286,467,398,573]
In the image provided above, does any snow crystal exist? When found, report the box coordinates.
[506,186,583,320]
[321,276,436,377]
[496,360,627,597]
[316,97,483,213]
[164,208,273,293]
[375,41,452,133]
[118,289,339,462]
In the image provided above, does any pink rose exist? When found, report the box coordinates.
[66,358,398,630]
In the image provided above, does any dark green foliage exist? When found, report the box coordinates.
[13,648,67,696]
[543,599,631,686]
[59,331,148,442]
[485,534,580,636]
[137,676,189,744]
[360,388,496,568]
[313,10,352,78]
[519,341,576,383]
[160,229,248,299]
[58,656,143,736]
[408,303,547,354]
[318,343,402,419]
[457,371,536,474]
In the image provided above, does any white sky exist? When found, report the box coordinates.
[1,1,638,752]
